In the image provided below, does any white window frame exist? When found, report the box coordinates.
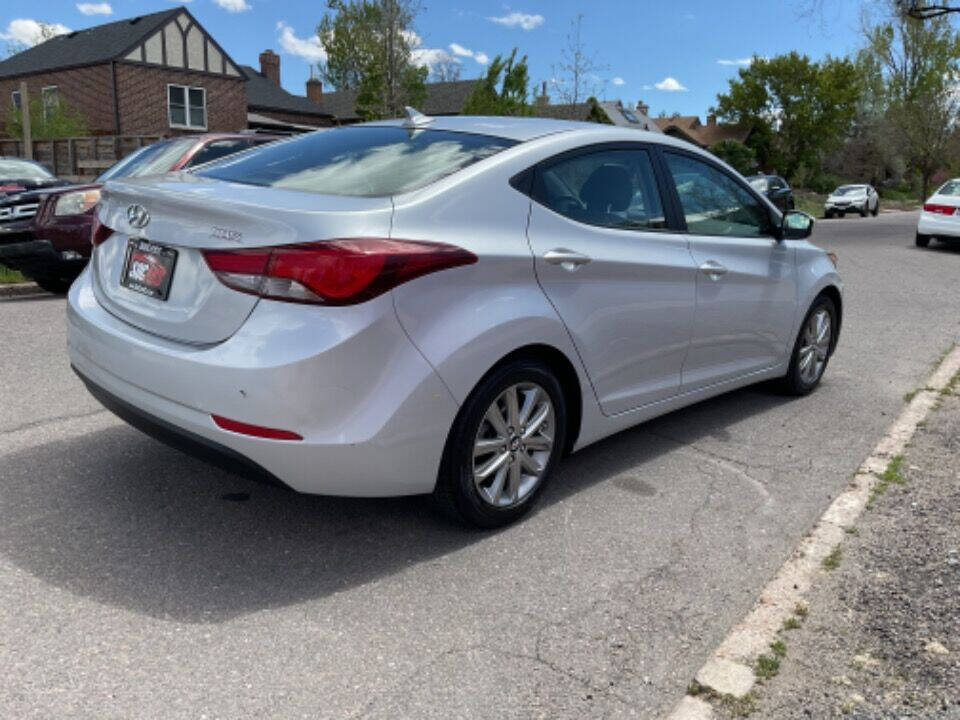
[41,85,60,120]
[167,83,207,130]
[11,90,21,110]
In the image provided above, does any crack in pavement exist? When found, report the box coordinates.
[0,409,108,438]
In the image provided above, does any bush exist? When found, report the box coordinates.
[709,139,757,175]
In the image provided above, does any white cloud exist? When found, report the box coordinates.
[654,77,688,92]
[276,21,326,62]
[449,42,488,65]
[0,19,71,47]
[213,0,251,12]
[76,3,112,15]
[717,58,753,66]
[400,30,461,71]
[488,12,544,30]
[611,77,625,86]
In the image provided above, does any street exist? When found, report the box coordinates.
[1,211,959,719]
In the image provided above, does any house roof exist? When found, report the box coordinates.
[0,8,180,79]
[533,101,661,132]
[240,66,333,119]
[318,79,477,122]
[653,115,751,147]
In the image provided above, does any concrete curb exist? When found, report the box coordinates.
[0,282,42,298]
[665,344,960,719]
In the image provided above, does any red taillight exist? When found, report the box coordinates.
[211,414,303,441]
[91,213,113,246]
[202,238,477,305]
[923,203,956,216]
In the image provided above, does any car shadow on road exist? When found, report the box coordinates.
[0,382,791,624]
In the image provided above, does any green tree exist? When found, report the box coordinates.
[710,139,758,175]
[462,49,532,116]
[712,52,861,179]
[585,97,612,124]
[862,5,960,198]
[317,0,426,121]
[4,97,87,140]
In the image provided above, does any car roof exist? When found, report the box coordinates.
[362,115,661,143]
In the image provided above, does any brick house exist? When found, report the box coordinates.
[653,112,753,149]
[0,7,332,138]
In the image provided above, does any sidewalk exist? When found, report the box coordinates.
[722,388,960,718]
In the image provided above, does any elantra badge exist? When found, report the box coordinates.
[127,204,150,229]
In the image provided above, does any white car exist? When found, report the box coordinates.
[824,184,879,218]
[916,178,960,248]
[67,115,843,527]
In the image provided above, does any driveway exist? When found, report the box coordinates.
[1,211,958,718]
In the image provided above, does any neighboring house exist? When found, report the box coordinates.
[653,113,752,148]
[241,53,332,131]
[314,79,478,124]
[0,7,332,138]
[535,97,662,133]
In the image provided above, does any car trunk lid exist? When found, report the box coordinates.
[92,173,394,344]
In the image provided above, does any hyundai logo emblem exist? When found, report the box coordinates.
[127,204,150,229]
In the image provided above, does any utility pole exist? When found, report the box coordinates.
[19,80,32,160]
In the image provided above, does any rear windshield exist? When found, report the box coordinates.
[747,177,768,191]
[97,138,196,182]
[196,126,517,197]
[937,179,960,197]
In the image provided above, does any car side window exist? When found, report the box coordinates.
[769,177,783,190]
[534,148,666,231]
[185,139,248,168]
[664,152,773,238]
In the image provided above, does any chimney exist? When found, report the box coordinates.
[259,49,280,85]
[636,101,649,116]
[707,114,717,126]
[306,77,323,105]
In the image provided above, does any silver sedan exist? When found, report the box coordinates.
[67,115,842,527]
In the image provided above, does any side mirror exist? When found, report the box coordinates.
[781,210,814,240]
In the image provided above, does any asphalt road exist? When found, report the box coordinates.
[1,211,959,719]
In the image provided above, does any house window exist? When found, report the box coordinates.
[11,90,21,110]
[41,86,60,119]
[167,84,207,130]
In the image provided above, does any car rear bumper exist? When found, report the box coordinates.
[67,266,460,497]
[917,211,960,238]
[0,238,86,276]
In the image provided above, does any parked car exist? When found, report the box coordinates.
[746,174,795,212]
[68,116,842,528]
[0,133,279,294]
[916,178,960,248]
[0,159,71,264]
[824,184,879,218]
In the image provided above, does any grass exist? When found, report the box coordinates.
[783,616,802,631]
[770,639,787,658]
[687,681,759,717]
[868,454,906,507]
[754,654,781,680]
[822,546,843,571]
[792,187,921,218]
[794,602,809,618]
[0,264,26,284]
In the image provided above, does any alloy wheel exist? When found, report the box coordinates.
[798,309,832,385]
[472,383,555,508]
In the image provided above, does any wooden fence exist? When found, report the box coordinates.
[0,135,162,182]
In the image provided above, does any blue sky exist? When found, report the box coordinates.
[2,1,867,117]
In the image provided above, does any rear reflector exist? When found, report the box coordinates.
[203,238,477,306]
[91,213,113,246]
[923,203,957,216]
[211,414,303,441]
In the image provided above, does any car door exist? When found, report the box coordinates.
[661,150,797,392]
[767,176,789,211]
[525,144,697,416]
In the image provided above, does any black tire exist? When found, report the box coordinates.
[871,202,879,217]
[780,295,837,396]
[915,233,930,248]
[31,275,73,294]
[432,358,567,528]
[859,206,868,217]
[824,211,833,219]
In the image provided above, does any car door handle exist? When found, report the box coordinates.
[699,261,727,280]
[544,248,592,271]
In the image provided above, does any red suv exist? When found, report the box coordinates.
[0,133,279,293]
